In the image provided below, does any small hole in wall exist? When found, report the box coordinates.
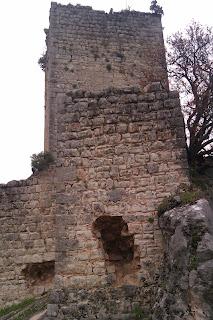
[22,261,55,287]
[106,63,112,72]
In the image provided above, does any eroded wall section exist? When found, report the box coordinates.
[0,171,55,307]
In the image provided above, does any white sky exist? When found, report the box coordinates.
[0,0,212,183]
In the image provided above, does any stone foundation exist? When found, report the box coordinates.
[46,286,152,320]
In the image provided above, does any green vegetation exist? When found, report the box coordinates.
[147,216,155,224]
[191,231,202,251]
[0,297,35,317]
[150,0,164,15]
[131,306,151,320]
[157,196,180,216]
[157,184,202,216]
[0,295,48,320]
[189,255,198,270]
[188,226,205,271]
[14,303,43,320]
[38,52,47,71]
[31,151,54,172]
[179,188,202,206]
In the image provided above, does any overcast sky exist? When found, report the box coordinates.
[0,0,212,183]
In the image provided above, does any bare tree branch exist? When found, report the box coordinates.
[167,21,213,164]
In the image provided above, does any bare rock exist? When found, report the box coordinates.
[153,199,213,320]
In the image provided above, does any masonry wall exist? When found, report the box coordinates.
[0,4,190,314]
[52,84,188,293]
[0,171,55,307]
[45,3,168,151]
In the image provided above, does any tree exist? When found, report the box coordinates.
[167,21,213,165]
[150,0,164,15]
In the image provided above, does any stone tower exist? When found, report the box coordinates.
[43,3,188,318]
[44,2,168,152]
[0,3,189,317]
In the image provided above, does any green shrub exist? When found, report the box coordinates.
[31,151,54,172]
[157,196,181,216]
[38,52,47,71]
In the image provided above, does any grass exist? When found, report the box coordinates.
[14,301,46,320]
[131,306,151,320]
[0,295,48,320]
[0,297,35,317]
[157,184,203,216]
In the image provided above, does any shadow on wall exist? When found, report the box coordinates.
[22,261,55,294]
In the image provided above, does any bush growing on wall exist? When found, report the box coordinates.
[31,151,54,172]
[38,52,47,71]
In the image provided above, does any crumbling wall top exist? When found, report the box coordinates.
[50,2,161,19]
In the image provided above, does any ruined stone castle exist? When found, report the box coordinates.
[0,2,189,317]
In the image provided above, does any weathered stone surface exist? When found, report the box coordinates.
[47,304,58,317]
[0,169,56,306]
[153,199,213,320]
[44,286,152,320]
[45,3,169,152]
[0,3,189,314]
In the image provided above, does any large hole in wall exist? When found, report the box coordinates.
[22,261,55,291]
[93,216,140,285]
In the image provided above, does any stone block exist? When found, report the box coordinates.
[47,304,59,317]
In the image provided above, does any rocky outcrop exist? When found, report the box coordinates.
[153,199,213,320]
